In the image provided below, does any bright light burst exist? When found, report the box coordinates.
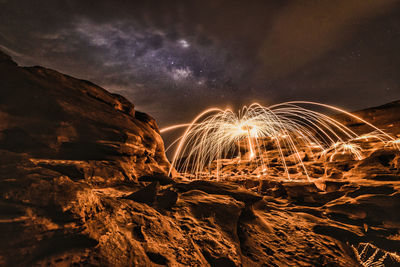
[321,141,364,161]
[386,139,400,150]
[161,101,395,181]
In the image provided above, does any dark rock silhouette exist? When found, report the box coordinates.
[124,181,160,204]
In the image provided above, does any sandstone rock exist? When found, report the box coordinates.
[0,50,170,183]
[155,189,178,209]
[335,100,400,136]
[123,181,159,204]
[1,50,400,266]
[174,180,263,205]
[138,172,175,185]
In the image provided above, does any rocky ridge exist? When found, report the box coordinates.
[1,51,400,266]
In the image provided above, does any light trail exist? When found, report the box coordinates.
[160,124,194,133]
[161,102,396,181]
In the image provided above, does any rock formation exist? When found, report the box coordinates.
[337,100,400,137]
[1,50,399,266]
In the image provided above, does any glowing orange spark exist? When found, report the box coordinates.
[161,102,396,181]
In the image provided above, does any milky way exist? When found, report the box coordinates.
[1,0,400,126]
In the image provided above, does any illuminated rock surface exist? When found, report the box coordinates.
[1,51,399,266]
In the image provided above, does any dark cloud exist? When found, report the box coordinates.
[1,0,400,126]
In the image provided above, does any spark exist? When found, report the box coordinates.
[353,131,388,142]
[160,124,194,133]
[322,141,364,161]
[386,139,400,150]
[352,242,400,267]
[161,102,395,181]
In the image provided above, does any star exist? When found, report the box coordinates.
[178,39,190,48]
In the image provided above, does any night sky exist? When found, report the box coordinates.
[1,0,400,127]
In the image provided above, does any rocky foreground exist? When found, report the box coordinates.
[1,51,400,266]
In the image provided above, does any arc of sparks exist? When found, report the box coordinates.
[161,102,396,181]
